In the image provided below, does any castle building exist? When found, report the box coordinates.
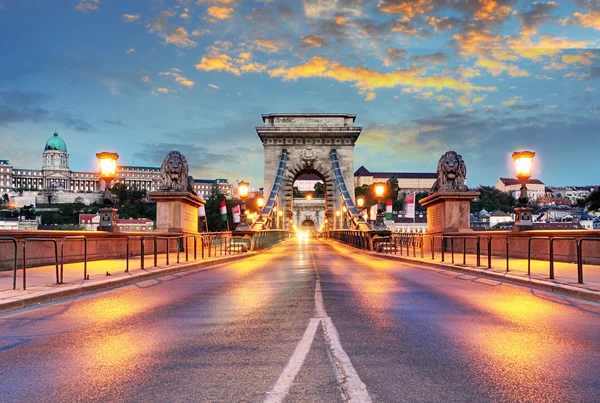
[1,131,234,204]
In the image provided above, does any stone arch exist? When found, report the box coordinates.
[301,219,316,228]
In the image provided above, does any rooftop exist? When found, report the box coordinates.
[499,177,545,186]
[354,166,436,179]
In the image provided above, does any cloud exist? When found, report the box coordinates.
[125,48,135,54]
[562,54,593,65]
[303,0,363,19]
[364,92,376,101]
[384,48,408,66]
[300,35,328,49]
[253,38,287,54]
[567,10,600,30]
[208,83,220,89]
[147,20,197,48]
[99,118,128,127]
[123,14,140,22]
[411,53,450,65]
[475,58,529,77]
[75,0,99,13]
[427,16,461,32]
[268,56,497,95]
[206,6,234,20]
[155,87,170,94]
[519,1,558,36]
[159,69,195,88]
[0,90,95,132]
[377,0,432,20]
[140,76,151,83]
[472,0,513,22]
[196,52,241,75]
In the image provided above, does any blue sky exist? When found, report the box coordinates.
[0,0,599,188]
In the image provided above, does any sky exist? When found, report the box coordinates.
[0,0,599,189]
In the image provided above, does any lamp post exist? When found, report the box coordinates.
[278,209,283,230]
[335,210,341,230]
[237,180,250,230]
[512,151,535,232]
[96,152,119,232]
[342,205,348,229]
[356,196,366,224]
[373,182,387,230]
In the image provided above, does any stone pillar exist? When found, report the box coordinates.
[419,191,480,233]
[149,191,206,234]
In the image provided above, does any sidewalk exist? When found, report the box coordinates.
[0,249,256,314]
[339,243,600,303]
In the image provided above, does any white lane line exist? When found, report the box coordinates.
[264,317,321,403]
[321,316,372,403]
[311,244,372,403]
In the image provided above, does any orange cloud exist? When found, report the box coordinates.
[159,69,195,88]
[140,76,150,83]
[562,54,593,65]
[364,92,376,101]
[269,57,497,94]
[474,0,512,22]
[377,0,431,20]
[147,21,197,48]
[206,6,234,20]
[196,53,241,76]
[475,58,529,77]
[123,14,140,22]
[571,11,600,30]
[156,88,170,94]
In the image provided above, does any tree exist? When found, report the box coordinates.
[1,193,8,205]
[20,204,36,220]
[471,186,515,213]
[415,191,429,212]
[119,200,137,219]
[387,177,399,200]
[586,190,600,212]
[314,182,325,198]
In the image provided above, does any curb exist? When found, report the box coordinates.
[0,240,289,315]
[326,240,600,303]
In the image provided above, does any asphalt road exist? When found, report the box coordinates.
[0,239,599,402]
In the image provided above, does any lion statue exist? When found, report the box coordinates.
[159,151,195,193]
[429,151,468,194]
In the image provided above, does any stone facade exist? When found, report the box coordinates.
[257,113,361,230]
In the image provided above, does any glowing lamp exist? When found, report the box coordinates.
[342,205,347,213]
[278,210,283,217]
[512,151,535,181]
[373,182,386,198]
[257,196,264,208]
[356,196,364,208]
[96,152,119,181]
[335,210,341,217]
[238,181,249,199]
[306,194,312,201]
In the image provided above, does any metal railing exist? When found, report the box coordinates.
[327,230,600,285]
[61,236,87,283]
[22,238,59,290]
[0,237,18,290]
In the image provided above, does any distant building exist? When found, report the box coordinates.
[387,214,427,233]
[495,178,545,201]
[579,214,600,230]
[354,166,436,193]
[0,130,234,204]
[489,210,513,228]
[295,173,322,192]
[79,214,154,231]
[0,217,39,230]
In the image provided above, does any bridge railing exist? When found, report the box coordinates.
[4,230,260,290]
[326,230,600,285]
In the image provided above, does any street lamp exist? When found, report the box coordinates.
[356,196,365,208]
[335,209,341,230]
[306,193,312,201]
[512,151,535,231]
[278,209,283,230]
[372,182,387,230]
[96,152,119,232]
[236,180,250,230]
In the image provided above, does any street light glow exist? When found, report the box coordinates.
[357,197,364,208]
[96,152,119,180]
[306,194,312,201]
[278,210,283,217]
[373,182,386,198]
[257,196,264,208]
[512,151,535,181]
[238,181,249,198]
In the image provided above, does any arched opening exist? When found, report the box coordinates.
[301,219,316,228]
[278,168,334,232]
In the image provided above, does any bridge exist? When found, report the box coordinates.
[0,113,599,401]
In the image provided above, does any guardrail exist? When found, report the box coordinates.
[0,237,18,290]
[61,236,87,283]
[327,230,600,285]
[22,238,59,290]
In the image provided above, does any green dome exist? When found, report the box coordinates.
[44,132,67,152]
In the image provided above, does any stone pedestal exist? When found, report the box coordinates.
[513,207,533,232]
[149,191,205,234]
[97,207,119,233]
[419,191,480,234]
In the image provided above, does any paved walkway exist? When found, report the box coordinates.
[0,249,251,312]
[372,247,600,299]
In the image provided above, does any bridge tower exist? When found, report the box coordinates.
[256,113,364,231]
